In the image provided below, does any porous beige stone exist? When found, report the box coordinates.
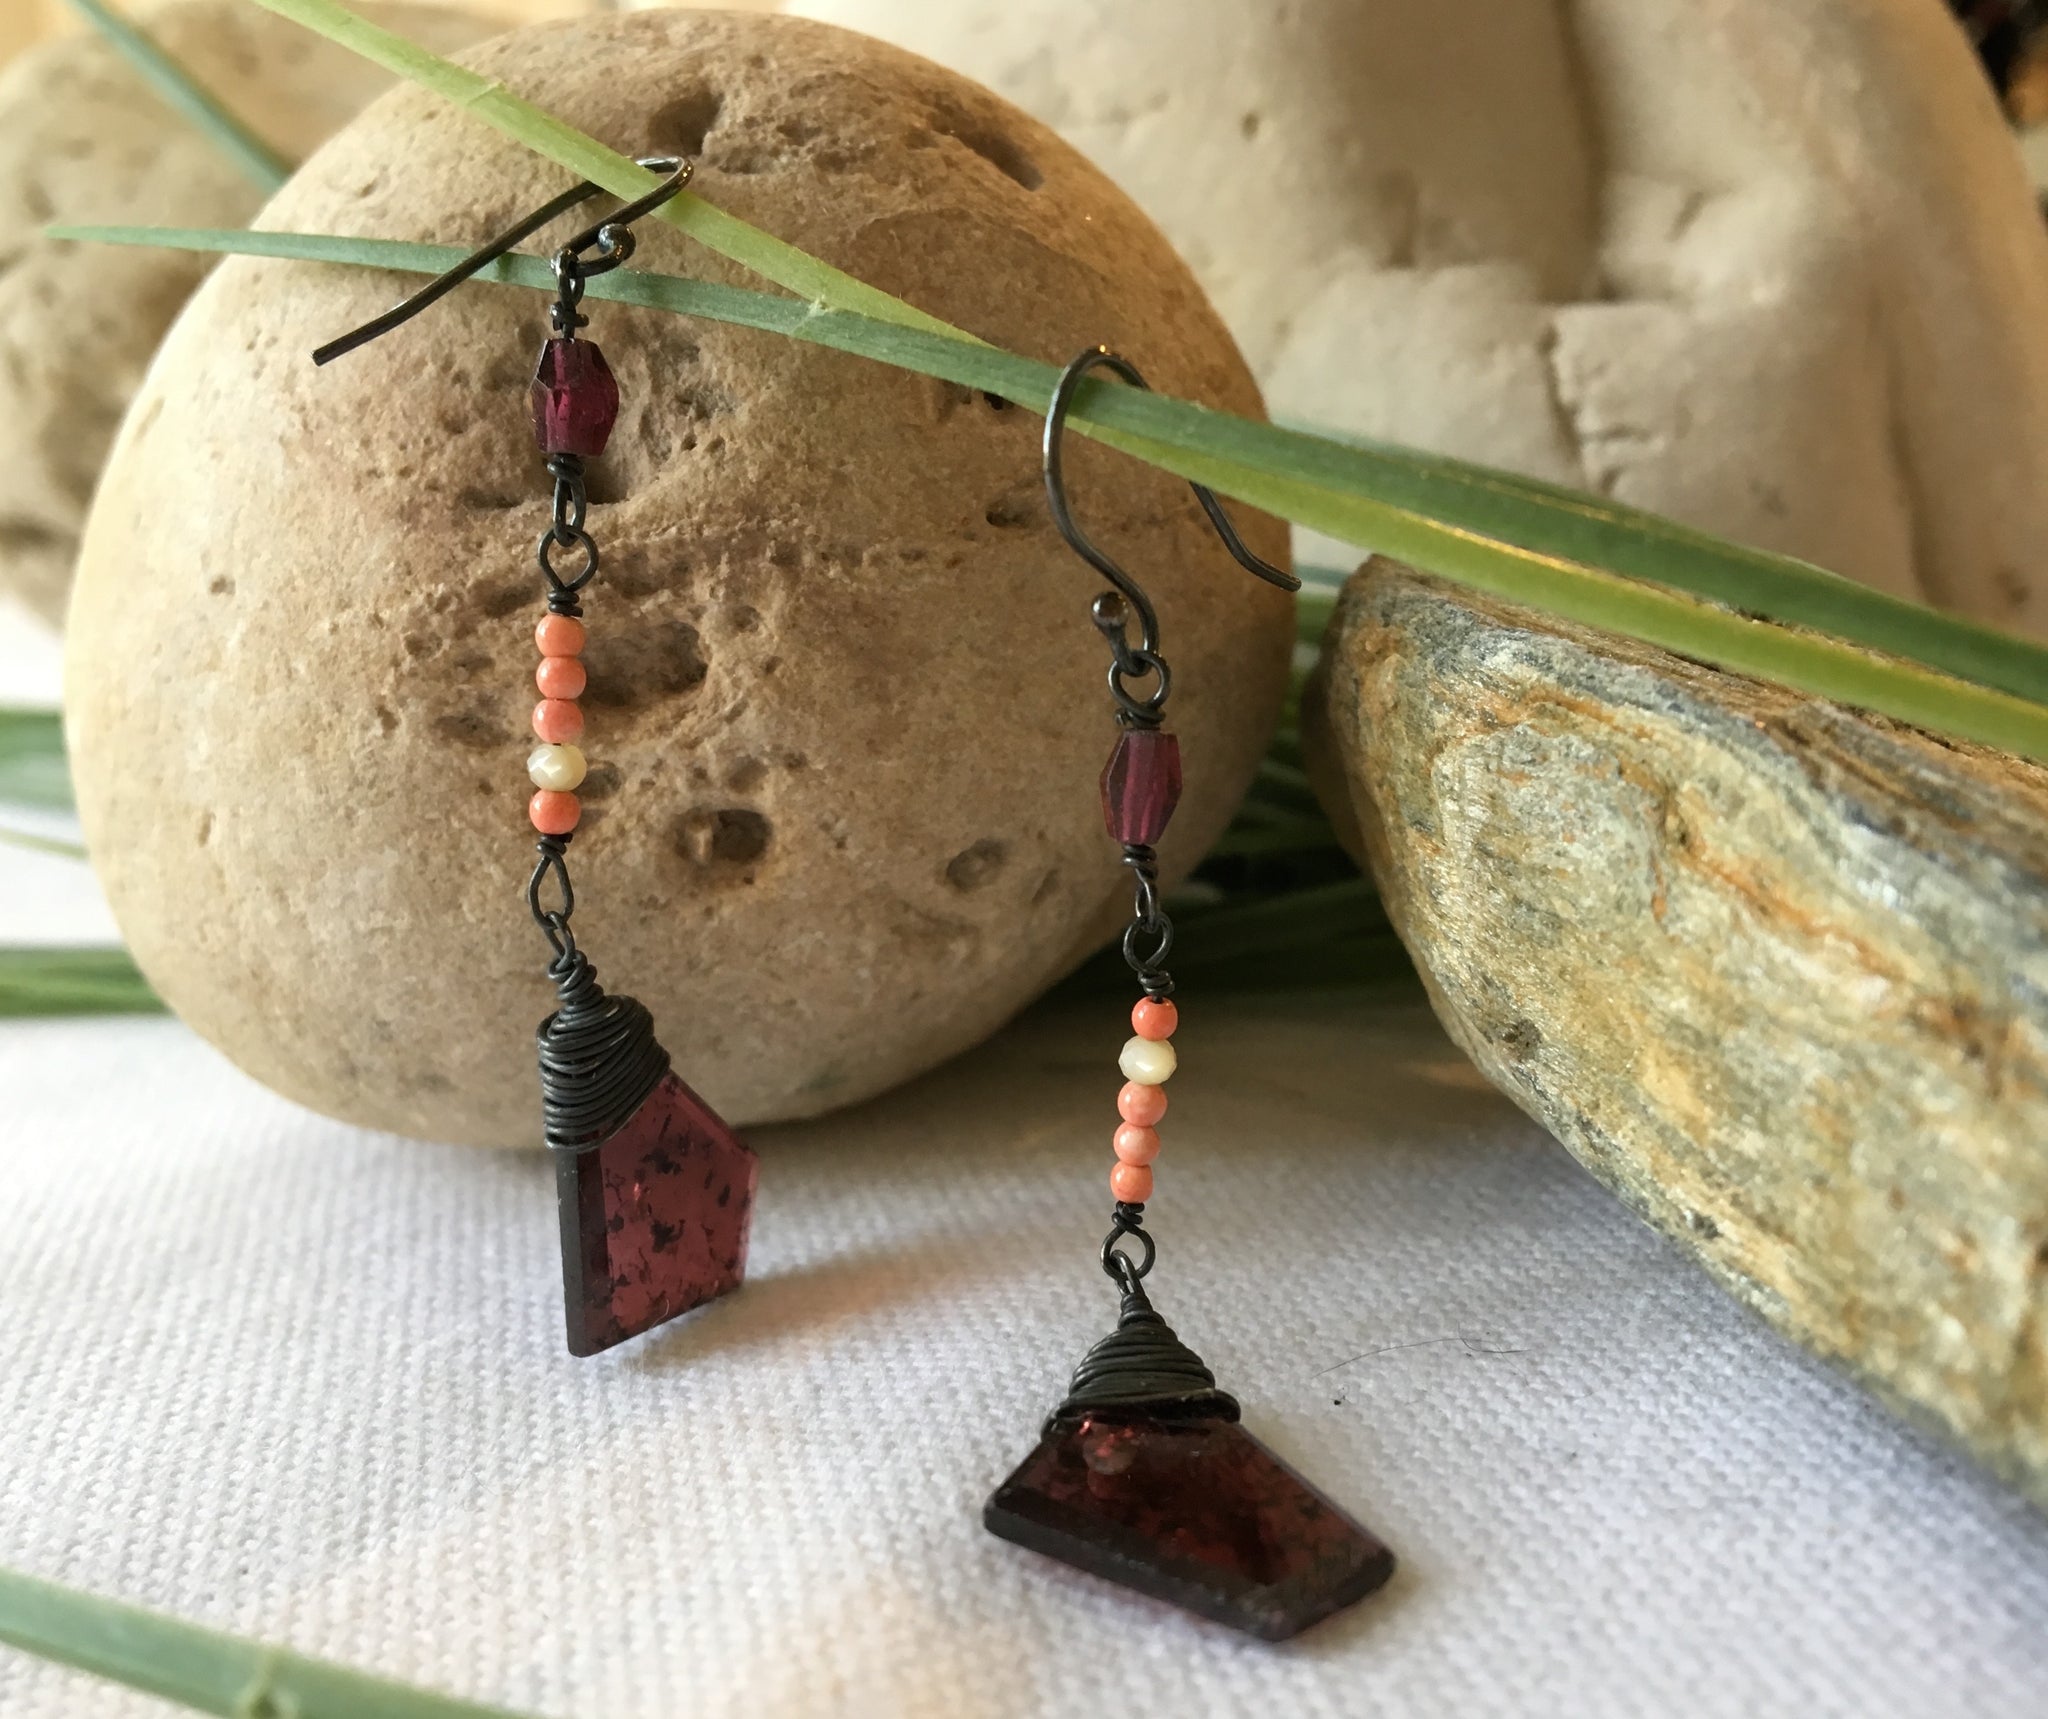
[0,0,505,626]
[66,9,1292,1145]
[1307,561,2048,1507]
[793,0,2048,635]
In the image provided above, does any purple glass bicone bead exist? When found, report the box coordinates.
[1101,728,1183,846]
[530,337,621,457]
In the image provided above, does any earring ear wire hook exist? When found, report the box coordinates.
[312,155,693,365]
[1041,345,1302,661]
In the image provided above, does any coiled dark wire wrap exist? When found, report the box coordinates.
[1055,1278,1240,1426]
[536,945,672,1152]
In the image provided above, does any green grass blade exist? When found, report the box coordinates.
[52,222,2048,765]
[0,1565,538,1717]
[62,0,289,192]
[0,948,160,1017]
[0,827,88,861]
[0,710,72,811]
[244,0,965,339]
[1272,412,2048,705]
[231,0,2048,718]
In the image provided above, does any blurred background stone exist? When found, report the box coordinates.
[793,0,2048,636]
[0,0,792,628]
[1306,560,2048,1506]
[0,0,505,625]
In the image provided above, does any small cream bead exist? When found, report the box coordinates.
[527,743,588,792]
[1118,1034,1177,1086]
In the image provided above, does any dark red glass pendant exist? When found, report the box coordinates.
[554,1070,758,1357]
[985,1287,1394,1638]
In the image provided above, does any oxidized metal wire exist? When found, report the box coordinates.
[1043,345,1298,726]
[311,156,692,366]
[535,948,672,1152]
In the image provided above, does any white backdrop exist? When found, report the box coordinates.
[4,596,2046,1717]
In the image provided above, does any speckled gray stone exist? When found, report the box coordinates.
[1306,560,2048,1508]
[66,9,1292,1146]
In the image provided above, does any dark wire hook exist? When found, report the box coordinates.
[1041,345,1301,658]
[312,155,693,365]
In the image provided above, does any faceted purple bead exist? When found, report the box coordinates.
[555,1071,758,1356]
[985,1413,1395,1639]
[1101,729,1183,846]
[530,337,621,457]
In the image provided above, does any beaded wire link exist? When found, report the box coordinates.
[523,249,614,954]
[1099,629,1182,1278]
[1040,346,1300,1290]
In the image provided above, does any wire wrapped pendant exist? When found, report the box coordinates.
[314,156,756,1357]
[539,946,756,1357]
[984,1282,1394,1640]
[984,348,1393,1638]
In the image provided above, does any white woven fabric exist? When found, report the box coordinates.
[5,604,2047,1716]
[4,993,2048,1719]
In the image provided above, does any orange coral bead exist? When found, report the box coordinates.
[1113,1124,1160,1166]
[535,614,586,657]
[1117,1080,1168,1127]
[1131,998,1179,1041]
[529,789,582,835]
[1110,1161,1154,1203]
[532,698,585,744]
[535,655,587,700]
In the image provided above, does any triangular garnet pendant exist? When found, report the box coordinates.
[985,1285,1394,1639]
[555,1070,759,1356]
[538,956,757,1357]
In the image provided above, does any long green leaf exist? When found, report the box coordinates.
[54,222,2048,765]
[238,0,2048,723]
[246,0,960,338]
[1279,414,2048,707]
[0,710,71,812]
[0,1565,537,1718]
[0,947,160,1017]
[62,0,289,191]
[0,826,88,861]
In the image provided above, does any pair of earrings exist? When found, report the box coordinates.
[316,160,1394,1640]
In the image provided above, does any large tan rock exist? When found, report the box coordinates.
[66,9,1292,1145]
[0,0,506,626]
[792,0,2048,635]
[1307,561,2048,1507]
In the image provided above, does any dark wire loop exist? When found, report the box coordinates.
[1100,1211,1156,1288]
[1043,345,1301,644]
[528,838,576,951]
[311,156,693,364]
[1121,914,1174,976]
[537,525,600,596]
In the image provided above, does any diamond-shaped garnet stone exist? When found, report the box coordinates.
[986,1413,1395,1640]
[555,1071,758,1356]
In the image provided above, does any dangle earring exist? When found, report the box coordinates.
[982,349,1396,1639]
[314,158,760,1357]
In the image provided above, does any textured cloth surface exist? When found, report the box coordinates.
[4,995,2048,1719]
